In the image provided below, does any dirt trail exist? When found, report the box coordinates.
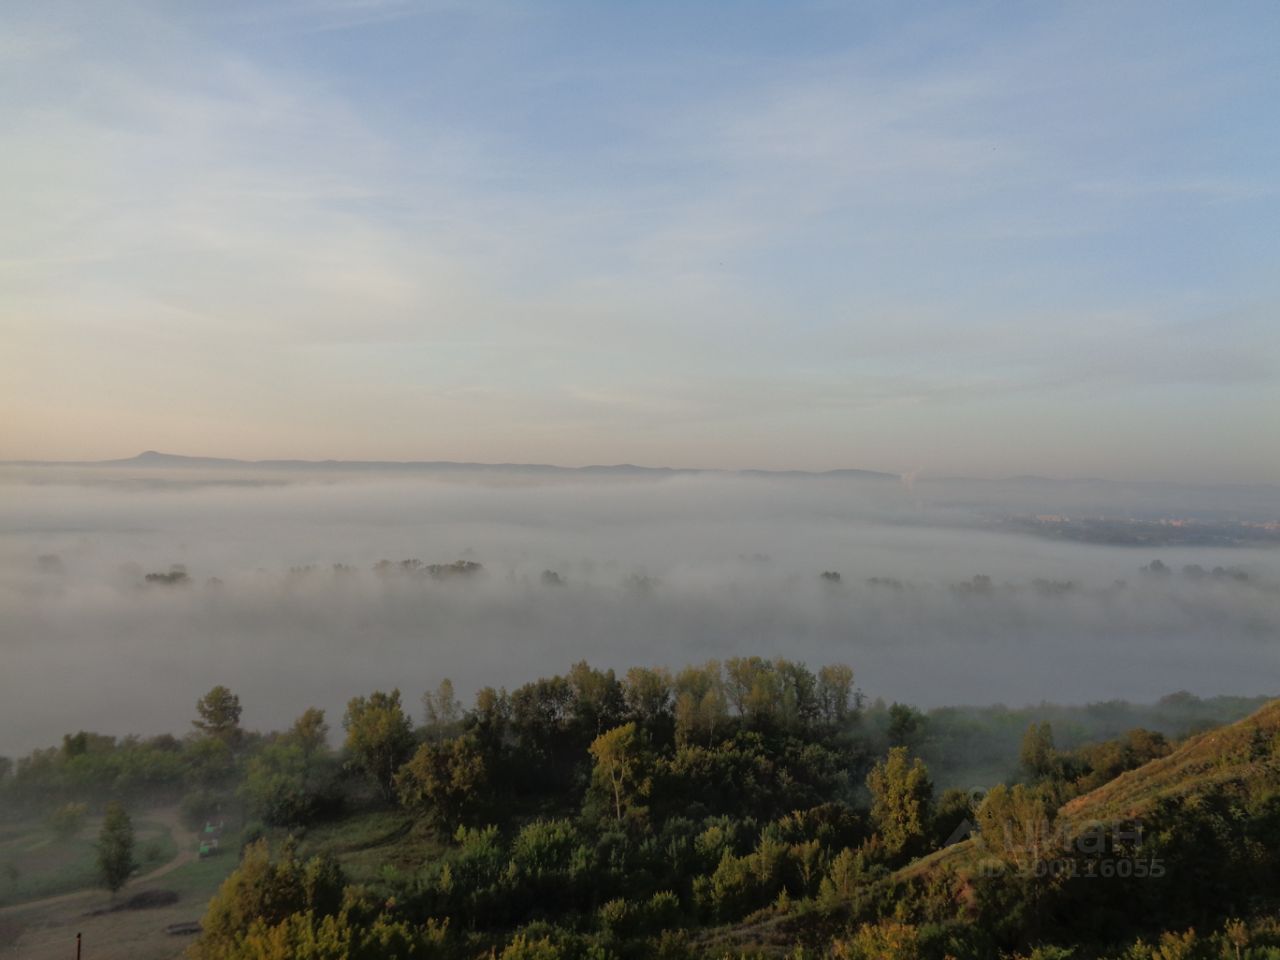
[0,807,199,919]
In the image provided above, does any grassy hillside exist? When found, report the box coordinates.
[705,698,1280,956]
[892,696,1280,892]
[1059,697,1280,822]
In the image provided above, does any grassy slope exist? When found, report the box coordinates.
[291,809,446,892]
[902,697,1280,884]
[0,816,177,907]
[707,698,1280,953]
[1058,697,1280,822]
[2,827,237,960]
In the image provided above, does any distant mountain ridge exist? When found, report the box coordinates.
[1,450,900,481]
[3,452,1277,494]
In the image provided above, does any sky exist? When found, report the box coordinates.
[2,0,1278,481]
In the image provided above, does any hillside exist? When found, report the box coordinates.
[701,701,1280,957]
[895,696,1280,884]
[1059,697,1280,823]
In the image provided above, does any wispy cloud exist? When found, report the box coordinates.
[1,1,1276,479]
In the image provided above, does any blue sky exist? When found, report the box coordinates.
[2,0,1277,480]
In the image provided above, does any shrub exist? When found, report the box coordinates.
[47,801,88,839]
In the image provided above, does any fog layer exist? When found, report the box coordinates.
[1,470,1276,756]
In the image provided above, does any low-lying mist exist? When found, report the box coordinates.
[1,468,1277,757]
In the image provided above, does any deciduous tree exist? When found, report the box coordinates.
[97,801,135,895]
[396,736,487,827]
[342,689,414,800]
[194,685,243,746]
[866,747,932,859]
[588,722,650,823]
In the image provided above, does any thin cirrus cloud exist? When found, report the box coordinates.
[1,0,1277,478]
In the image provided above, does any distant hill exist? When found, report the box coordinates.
[5,454,1278,523]
[3,450,899,481]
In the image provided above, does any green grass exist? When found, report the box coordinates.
[0,815,176,907]
[898,696,1280,884]
[1061,697,1280,821]
[147,848,239,901]
[290,809,446,889]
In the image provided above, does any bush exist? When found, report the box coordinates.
[47,801,87,839]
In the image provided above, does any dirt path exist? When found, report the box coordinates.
[0,807,198,919]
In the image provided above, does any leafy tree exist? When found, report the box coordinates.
[342,689,414,800]
[623,666,674,741]
[469,685,511,757]
[194,685,243,745]
[192,839,348,958]
[673,661,727,746]
[866,747,933,859]
[498,934,562,959]
[816,664,857,726]
[975,783,1055,870]
[396,736,487,827]
[833,919,923,959]
[1019,721,1056,779]
[776,659,820,731]
[724,656,783,726]
[1151,928,1201,960]
[185,734,236,788]
[887,702,925,748]
[288,707,329,759]
[567,661,626,739]
[241,739,338,827]
[588,722,650,823]
[226,910,449,960]
[97,801,135,895]
[819,847,872,904]
[509,676,575,753]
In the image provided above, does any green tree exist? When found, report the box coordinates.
[194,685,243,745]
[866,747,933,859]
[833,919,923,960]
[816,664,856,726]
[975,783,1055,870]
[588,722,650,823]
[241,740,336,827]
[623,666,674,740]
[1019,721,1056,779]
[567,661,625,735]
[396,736,487,827]
[184,735,236,788]
[342,689,415,800]
[724,656,783,726]
[97,801,136,895]
[192,839,347,959]
[886,702,925,748]
[288,707,329,759]
[673,661,727,746]
[470,685,510,756]
[776,659,820,731]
